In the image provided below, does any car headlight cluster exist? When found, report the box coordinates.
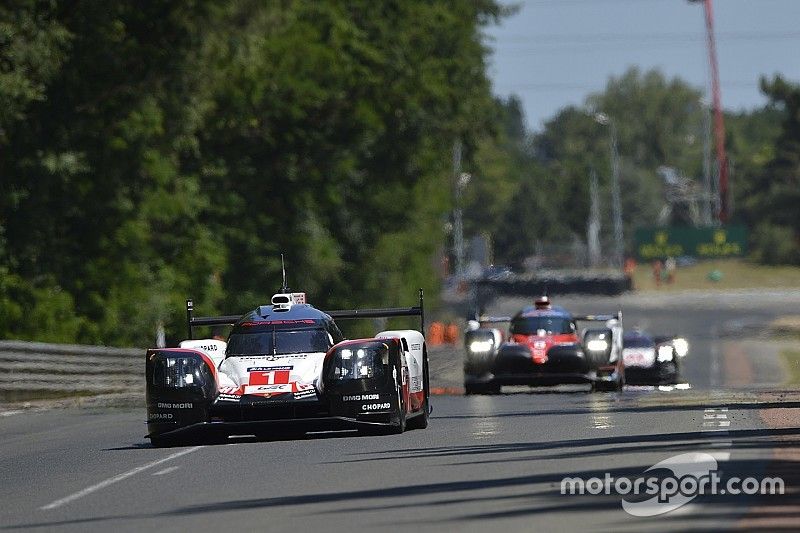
[152,356,209,388]
[469,339,494,353]
[673,338,689,357]
[657,345,674,362]
[586,339,609,352]
[330,344,388,380]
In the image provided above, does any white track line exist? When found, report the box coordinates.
[0,410,23,417]
[41,446,202,510]
[152,466,180,476]
[702,407,730,429]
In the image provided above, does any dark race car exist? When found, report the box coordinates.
[623,330,689,385]
[464,296,624,394]
[145,288,430,446]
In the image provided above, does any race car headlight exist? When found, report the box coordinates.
[657,345,674,362]
[586,339,609,352]
[673,338,689,357]
[329,344,388,380]
[469,340,494,353]
[152,355,209,389]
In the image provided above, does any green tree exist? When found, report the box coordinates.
[742,76,800,264]
[0,0,505,345]
[466,68,707,266]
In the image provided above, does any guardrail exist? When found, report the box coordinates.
[0,340,142,399]
[0,340,466,402]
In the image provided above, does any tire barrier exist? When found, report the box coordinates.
[427,323,461,346]
[428,322,445,345]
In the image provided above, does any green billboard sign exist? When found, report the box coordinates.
[634,226,748,260]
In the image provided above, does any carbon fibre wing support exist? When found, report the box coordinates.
[573,311,623,322]
[185,299,240,340]
[326,289,425,333]
[185,289,425,340]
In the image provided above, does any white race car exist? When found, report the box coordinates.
[145,289,429,446]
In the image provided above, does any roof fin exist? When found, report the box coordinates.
[280,253,289,293]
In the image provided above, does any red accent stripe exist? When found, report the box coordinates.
[151,348,218,385]
[409,390,425,411]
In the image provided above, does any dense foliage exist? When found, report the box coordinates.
[1,2,797,346]
[0,0,504,345]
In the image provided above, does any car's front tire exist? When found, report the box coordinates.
[464,381,500,395]
[149,434,184,448]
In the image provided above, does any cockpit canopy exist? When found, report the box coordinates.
[226,327,332,356]
[510,316,575,336]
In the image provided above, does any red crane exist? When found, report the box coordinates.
[691,0,729,223]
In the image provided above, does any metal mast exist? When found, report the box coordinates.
[692,0,729,223]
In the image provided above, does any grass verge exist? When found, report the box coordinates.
[780,350,800,386]
[632,258,800,292]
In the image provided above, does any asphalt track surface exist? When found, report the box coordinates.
[2,291,800,532]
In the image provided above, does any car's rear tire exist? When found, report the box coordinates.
[465,381,500,395]
[593,374,624,393]
[389,371,406,434]
[407,356,429,430]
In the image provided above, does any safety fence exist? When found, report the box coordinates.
[0,340,142,399]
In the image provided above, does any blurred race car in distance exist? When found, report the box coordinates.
[145,287,430,446]
[623,330,689,385]
[464,296,624,394]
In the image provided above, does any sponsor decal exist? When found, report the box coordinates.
[343,394,380,402]
[197,344,219,352]
[247,366,293,372]
[156,402,193,409]
[217,393,241,402]
[218,386,241,394]
[244,384,292,395]
[361,402,391,411]
[249,368,291,385]
[410,343,422,350]
[240,319,316,327]
[234,354,308,361]
[293,389,317,400]
[148,413,173,420]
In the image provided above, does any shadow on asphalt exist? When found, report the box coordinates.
[104,428,376,451]
[434,401,800,421]
[7,459,796,531]
[8,426,800,530]
[325,427,800,463]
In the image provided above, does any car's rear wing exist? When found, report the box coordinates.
[478,316,512,326]
[573,311,623,322]
[186,289,424,340]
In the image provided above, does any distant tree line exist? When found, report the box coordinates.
[464,68,800,269]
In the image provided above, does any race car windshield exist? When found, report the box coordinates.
[226,328,331,356]
[624,337,654,348]
[511,317,574,335]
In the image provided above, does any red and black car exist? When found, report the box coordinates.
[464,297,624,394]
